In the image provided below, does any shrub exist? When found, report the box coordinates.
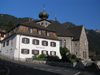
[70,59,76,62]
[46,55,60,61]
[39,54,46,58]
[71,54,77,59]
[33,58,45,61]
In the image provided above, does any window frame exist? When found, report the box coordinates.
[50,51,56,56]
[46,31,50,36]
[50,42,56,47]
[32,50,39,55]
[42,50,48,55]
[29,28,33,34]
[33,39,39,45]
[21,49,29,54]
[42,41,48,46]
[38,30,42,35]
[3,42,5,47]
[7,40,9,46]
[22,38,29,44]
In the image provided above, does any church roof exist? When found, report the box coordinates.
[47,21,74,37]
[67,25,83,41]
[47,21,83,41]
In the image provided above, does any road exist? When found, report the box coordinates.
[0,59,97,75]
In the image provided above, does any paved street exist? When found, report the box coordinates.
[0,58,98,75]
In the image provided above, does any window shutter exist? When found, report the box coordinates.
[37,50,39,54]
[42,41,44,45]
[33,40,34,44]
[22,38,24,43]
[21,49,24,53]
[46,51,48,55]
[50,42,52,46]
[28,39,29,44]
[54,52,56,55]
[32,50,34,54]
[28,50,29,54]
[42,51,43,54]
[50,51,52,55]
[46,42,48,46]
[37,40,39,45]
[54,43,56,47]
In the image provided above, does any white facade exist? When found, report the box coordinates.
[1,34,61,61]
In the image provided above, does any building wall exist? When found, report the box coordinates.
[72,41,81,58]
[1,35,17,59]
[2,34,61,61]
[80,26,89,60]
[72,26,89,60]
[36,20,51,27]
[58,37,73,53]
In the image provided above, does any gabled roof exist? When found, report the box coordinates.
[47,21,74,37]
[4,21,59,41]
[67,25,83,41]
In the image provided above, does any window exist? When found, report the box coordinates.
[11,39,13,46]
[50,51,56,56]
[46,32,50,36]
[64,40,66,47]
[42,50,48,55]
[41,22,43,25]
[3,42,5,47]
[50,42,56,47]
[1,34,4,37]
[42,41,48,46]
[29,28,33,33]
[7,40,9,46]
[21,49,29,54]
[38,30,42,35]
[32,50,39,54]
[22,38,29,44]
[83,51,87,58]
[33,39,39,45]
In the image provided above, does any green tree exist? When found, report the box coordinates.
[60,47,69,56]
[5,20,15,32]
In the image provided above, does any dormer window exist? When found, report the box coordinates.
[38,30,42,35]
[29,28,33,33]
[46,32,50,36]
[41,22,43,25]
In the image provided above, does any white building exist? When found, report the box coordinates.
[1,22,61,61]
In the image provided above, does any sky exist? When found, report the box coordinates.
[0,0,100,30]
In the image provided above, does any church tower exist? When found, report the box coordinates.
[36,7,51,27]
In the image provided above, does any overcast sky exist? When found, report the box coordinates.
[0,0,100,30]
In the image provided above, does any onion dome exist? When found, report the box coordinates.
[39,8,49,20]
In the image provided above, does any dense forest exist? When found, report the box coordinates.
[0,14,100,54]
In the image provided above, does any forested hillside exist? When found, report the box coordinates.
[0,14,100,54]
